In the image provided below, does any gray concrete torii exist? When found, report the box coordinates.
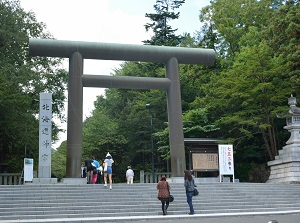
[29,38,215,179]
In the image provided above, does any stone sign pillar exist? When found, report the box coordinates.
[268,95,300,183]
[32,92,57,184]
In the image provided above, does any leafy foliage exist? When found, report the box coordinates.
[51,141,67,179]
[0,0,68,173]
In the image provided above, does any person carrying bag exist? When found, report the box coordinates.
[184,170,196,215]
[157,176,171,215]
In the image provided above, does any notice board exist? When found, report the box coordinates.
[218,144,235,182]
[24,158,33,182]
[192,153,218,170]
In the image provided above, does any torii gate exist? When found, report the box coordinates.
[29,38,215,180]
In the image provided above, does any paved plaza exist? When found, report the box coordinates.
[86,213,300,223]
[118,213,300,223]
[2,211,299,223]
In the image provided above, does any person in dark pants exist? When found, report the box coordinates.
[97,160,103,184]
[157,176,170,215]
[184,170,196,215]
[85,157,93,184]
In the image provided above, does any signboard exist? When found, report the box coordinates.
[38,93,52,178]
[218,144,235,182]
[192,153,218,170]
[24,158,33,182]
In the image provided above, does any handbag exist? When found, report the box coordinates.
[193,188,199,196]
[166,182,174,202]
[168,194,174,202]
[103,162,107,172]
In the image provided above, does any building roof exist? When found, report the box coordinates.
[184,138,224,145]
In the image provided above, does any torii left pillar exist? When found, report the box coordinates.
[66,52,83,179]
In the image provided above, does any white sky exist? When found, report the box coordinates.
[20,0,211,148]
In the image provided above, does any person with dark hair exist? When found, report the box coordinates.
[184,170,196,215]
[84,157,93,184]
[157,176,170,215]
[96,160,103,184]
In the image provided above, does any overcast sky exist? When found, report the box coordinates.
[20,0,211,148]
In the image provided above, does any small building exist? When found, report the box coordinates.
[184,138,224,180]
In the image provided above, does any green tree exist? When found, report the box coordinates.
[0,0,68,172]
[200,0,281,60]
[198,1,294,162]
[186,1,300,181]
[266,1,300,93]
[211,38,287,160]
[51,141,67,180]
[82,95,129,182]
[143,0,185,46]
[82,105,127,158]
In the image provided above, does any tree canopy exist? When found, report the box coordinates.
[0,0,68,173]
[143,0,185,46]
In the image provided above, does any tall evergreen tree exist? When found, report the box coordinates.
[266,1,300,93]
[143,0,185,46]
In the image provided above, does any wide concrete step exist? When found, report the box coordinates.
[0,182,300,222]
[1,200,300,214]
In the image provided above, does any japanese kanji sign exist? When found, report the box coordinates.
[192,153,219,170]
[38,93,52,178]
[218,144,235,181]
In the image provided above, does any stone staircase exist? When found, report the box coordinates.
[0,182,300,222]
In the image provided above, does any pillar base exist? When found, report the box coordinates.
[168,177,184,183]
[267,143,300,184]
[60,178,87,185]
[32,178,57,184]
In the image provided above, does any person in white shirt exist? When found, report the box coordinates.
[126,166,134,184]
[103,152,114,190]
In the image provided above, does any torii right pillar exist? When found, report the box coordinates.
[268,95,300,183]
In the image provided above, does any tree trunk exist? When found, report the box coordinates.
[260,127,273,161]
[0,142,9,163]
[271,121,278,157]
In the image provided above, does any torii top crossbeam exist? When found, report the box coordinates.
[29,38,215,64]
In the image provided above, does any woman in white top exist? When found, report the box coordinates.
[103,152,114,190]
